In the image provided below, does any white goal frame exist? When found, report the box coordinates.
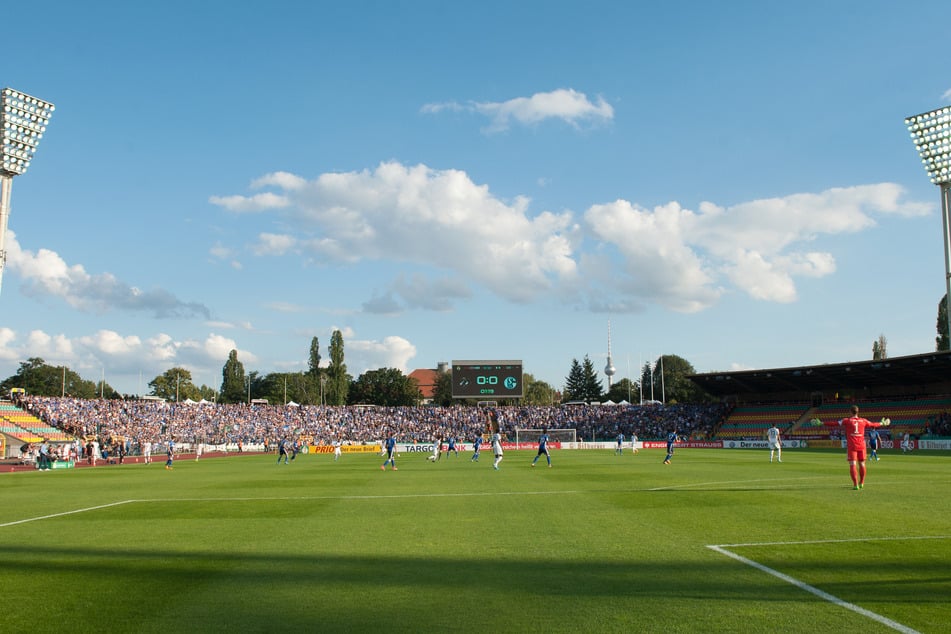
[514,428,576,449]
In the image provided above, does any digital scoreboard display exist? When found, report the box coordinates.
[451,360,523,399]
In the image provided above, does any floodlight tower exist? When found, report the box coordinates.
[0,87,55,295]
[905,106,951,345]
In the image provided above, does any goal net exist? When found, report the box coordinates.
[514,428,576,449]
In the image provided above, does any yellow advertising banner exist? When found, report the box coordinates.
[310,444,381,454]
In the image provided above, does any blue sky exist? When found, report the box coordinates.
[2,0,950,396]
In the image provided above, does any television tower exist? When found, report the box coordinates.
[604,320,617,388]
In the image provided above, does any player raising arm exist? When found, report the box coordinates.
[813,405,889,490]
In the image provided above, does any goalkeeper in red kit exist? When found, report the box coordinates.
[814,405,889,490]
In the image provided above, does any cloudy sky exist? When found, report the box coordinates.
[2,0,950,396]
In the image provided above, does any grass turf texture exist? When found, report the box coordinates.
[2,449,949,633]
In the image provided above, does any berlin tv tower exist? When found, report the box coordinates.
[604,320,616,388]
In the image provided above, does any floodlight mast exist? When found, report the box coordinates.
[0,87,55,296]
[905,106,951,346]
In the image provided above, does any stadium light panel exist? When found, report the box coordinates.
[905,106,951,185]
[0,88,55,177]
[905,104,951,347]
[0,87,55,296]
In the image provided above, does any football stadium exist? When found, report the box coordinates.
[4,6,951,633]
[2,353,949,633]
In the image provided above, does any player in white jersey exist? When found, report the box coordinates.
[333,439,342,461]
[767,425,782,462]
[491,431,503,470]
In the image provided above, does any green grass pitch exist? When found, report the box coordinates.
[2,448,949,633]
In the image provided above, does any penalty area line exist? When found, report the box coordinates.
[706,544,921,634]
[0,500,137,528]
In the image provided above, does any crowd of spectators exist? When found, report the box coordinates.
[15,395,729,454]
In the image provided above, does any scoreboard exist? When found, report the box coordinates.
[451,360,523,399]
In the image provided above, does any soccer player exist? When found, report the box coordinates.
[277,437,290,464]
[868,426,881,462]
[814,405,889,489]
[663,429,679,465]
[333,438,342,461]
[470,435,482,462]
[630,433,639,455]
[447,436,458,457]
[615,432,625,455]
[428,436,443,462]
[531,429,552,468]
[165,439,175,470]
[766,424,782,463]
[491,430,504,470]
[381,433,397,471]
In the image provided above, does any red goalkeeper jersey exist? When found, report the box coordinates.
[826,415,883,451]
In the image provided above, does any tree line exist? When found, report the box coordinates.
[5,299,948,406]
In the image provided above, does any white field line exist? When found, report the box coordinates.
[648,476,828,491]
[0,490,583,527]
[0,500,137,528]
[706,536,951,634]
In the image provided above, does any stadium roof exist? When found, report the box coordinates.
[688,351,951,400]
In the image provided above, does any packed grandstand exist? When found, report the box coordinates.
[2,350,950,466]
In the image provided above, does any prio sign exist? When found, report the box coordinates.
[451,360,523,399]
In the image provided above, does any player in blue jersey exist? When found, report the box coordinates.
[165,439,175,470]
[868,426,881,462]
[615,432,625,455]
[531,429,552,468]
[447,436,458,457]
[470,435,482,462]
[663,429,679,465]
[381,433,397,471]
[277,437,290,464]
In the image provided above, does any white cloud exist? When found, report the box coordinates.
[252,233,298,256]
[423,88,614,133]
[6,232,210,318]
[584,183,929,311]
[207,192,290,212]
[213,161,581,306]
[943,88,951,102]
[346,335,417,375]
[213,164,930,314]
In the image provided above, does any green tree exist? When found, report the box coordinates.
[431,370,454,406]
[872,334,888,360]
[308,337,322,377]
[563,356,603,403]
[197,384,218,402]
[605,377,637,404]
[149,367,200,402]
[219,349,246,403]
[562,358,585,402]
[326,330,349,406]
[0,358,102,398]
[348,367,421,406]
[522,372,556,405]
[938,293,949,351]
[648,354,710,404]
[580,355,604,403]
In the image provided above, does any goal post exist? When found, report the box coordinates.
[514,428,576,449]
